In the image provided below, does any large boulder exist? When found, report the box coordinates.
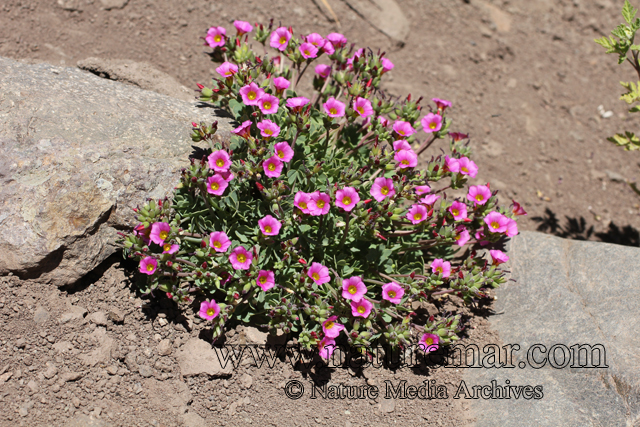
[0,56,232,285]
[464,231,640,426]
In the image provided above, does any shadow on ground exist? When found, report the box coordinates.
[532,208,640,247]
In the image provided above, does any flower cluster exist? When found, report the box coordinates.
[119,20,524,358]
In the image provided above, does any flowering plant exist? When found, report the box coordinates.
[118,20,523,358]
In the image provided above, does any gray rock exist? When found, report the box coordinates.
[175,339,233,377]
[61,371,84,382]
[240,373,253,389]
[52,341,74,354]
[465,231,640,426]
[0,56,231,286]
[78,328,114,366]
[15,338,26,348]
[137,364,154,378]
[379,397,395,413]
[156,339,173,356]
[107,307,125,323]
[59,305,87,323]
[606,170,625,183]
[99,0,128,10]
[77,57,194,101]
[33,305,50,324]
[240,326,268,344]
[64,414,113,427]
[43,363,58,379]
[88,311,108,326]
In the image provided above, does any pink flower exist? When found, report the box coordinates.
[199,300,220,321]
[342,276,367,301]
[258,215,282,236]
[444,156,460,173]
[206,26,226,48]
[239,83,265,106]
[393,120,416,137]
[306,33,325,47]
[393,140,412,152]
[370,177,395,202]
[506,218,518,237]
[454,227,470,246]
[395,149,418,169]
[133,223,151,245]
[229,246,253,270]
[294,192,312,214]
[421,113,443,134]
[270,27,292,51]
[315,64,331,79]
[321,40,335,55]
[489,250,509,265]
[347,48,365,68]
[420,194,441,207]
[162,243,179,254]
[381,57,394,73]
[209,231,231,252]
[414,185,431,195]
[432,98,452,111]
[257,119,281,138]
[484,212,509,233]
[351,299,373,318]
[407,204,428,224]
[307,262,330,285]
[419,333,439,353]
[449,132,469,142]
[431,259,451,278]
[353,97,374,117]
[139,257,158,275]
[220,171,235,182]
[206,174,228,196]
[299,42,319,59]
[274,142,294,162]
[467,185,491,205]
[208,149,231,173]
[258,94,279,115]
[308,192,331,216]
[475,229,489,246]
[273,77,290,91]
[322,316,345,339]
[382,282,404,304]
[448,201,468,221]
[378,117,389,127]
[256,270,275,291]
[286,96,310,112]
[511,200,527,216]
[150,222,171,245]
[232,120,252,139]
[318,337,336,360]
[335,187,360,212]
[216,61,238,78]
[326,32,347,48]
[263,156,283,178]
[458,157,478,178]
[324,98,345,118]
[234,20,252,36]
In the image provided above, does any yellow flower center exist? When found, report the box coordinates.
[380,186,389,195]
[159,231,169,240]
[425,337,433,345]
[452,209,459,216]
[414,213,422,221]
[248,91,256,100]
[388,291,396,298]
[146,264,154,271]
[237,254,246,263]
[312,272,320,281]
[211,182,220,190]
[299,201,307,209]
[357,305,366,314]
[401,160,409,165]
[461,167,469,173]
[325,321,334,329]
[341,196,352,206]
[214,35,222,42]
[216,159,225,167]
[329,108,337,115]
[163,244,171,252]
[213,241,221,248]
[304,49,310,55]
[348,285,357,295]
[398,130,405,135]
[207,308,216,316]
[263,101,272,110]
[429,122,437,129]
[491,221,499,229]
[264,225,272,233]
[454,234,461,241]
[316,200,325,208]
[357,106,364,114]
[277,150,284,158]
[279,36,287,44]
[268,163,276,171]
[476,195,483,201]
[259,275,267,284]
[436,267,443,274]
[265,129,273,136]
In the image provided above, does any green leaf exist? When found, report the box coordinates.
[629,105,640,112]
[623,0,637,24]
